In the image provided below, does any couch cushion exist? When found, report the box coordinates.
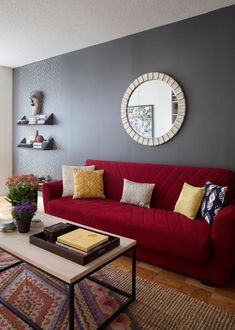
[174,182,205,219]
[62,164,95,197]
[85,159,234,210]
[120,179,155,208]
[48,198,212,263]
[73,169,105,199]
[201,181,228,224]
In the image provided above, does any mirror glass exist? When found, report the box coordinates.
[128,80,178,138]
[121,72,186,146]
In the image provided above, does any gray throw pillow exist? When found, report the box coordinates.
[62,165,95,197]
[120,179,155,208]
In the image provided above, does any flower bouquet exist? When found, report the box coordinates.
[5,174,38,206]
[11,202,36,233]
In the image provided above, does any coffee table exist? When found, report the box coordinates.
[0,212,136,330]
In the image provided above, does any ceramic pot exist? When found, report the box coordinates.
[16,218,32,233]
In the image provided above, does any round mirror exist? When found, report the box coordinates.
[121,72,186,146]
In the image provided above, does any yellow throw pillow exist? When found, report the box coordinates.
[73,169,105,199]
[174,183,205,220]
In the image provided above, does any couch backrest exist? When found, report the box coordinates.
[86,159,234,210]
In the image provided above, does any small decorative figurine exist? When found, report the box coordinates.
[30,90,43,116]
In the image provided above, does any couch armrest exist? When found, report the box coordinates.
[42,180,63,213]
[211,200,235,285]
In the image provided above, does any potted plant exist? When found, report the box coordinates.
[5,174,38,207]
[5,174,38,233]
[11,202,36,233]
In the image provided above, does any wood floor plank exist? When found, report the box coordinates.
[210,293,235,313]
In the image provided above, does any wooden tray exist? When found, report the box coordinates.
[29,224,120,265]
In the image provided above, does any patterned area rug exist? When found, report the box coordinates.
[0,250,235,330]
[0,262,137,329]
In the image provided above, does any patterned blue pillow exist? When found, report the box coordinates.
[201,181,227,224]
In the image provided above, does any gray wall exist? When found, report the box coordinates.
[13,5,235,179]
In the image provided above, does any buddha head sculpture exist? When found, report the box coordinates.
[30,90,43,116]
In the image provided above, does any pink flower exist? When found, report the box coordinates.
[5,174,38,189]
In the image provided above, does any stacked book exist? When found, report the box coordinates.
[17,118,29,124]
[28,116,37,124]
[56,228,108,253]
[33,141,47,149]
[37,115,47,124]
[0,220,16,232]
[37,119,46,124]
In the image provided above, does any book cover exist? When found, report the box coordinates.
[56,241,87,255]
[57,228,108,252]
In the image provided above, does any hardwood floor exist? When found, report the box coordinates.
[1,196,235,314]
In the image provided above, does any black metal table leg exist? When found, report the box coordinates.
[0,296,42,330]
[132,245,136,300]
[69,283,75,330]
[96,245,137,330]
[0,260,23,273]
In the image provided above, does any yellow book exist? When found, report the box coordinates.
[57,228,108,252]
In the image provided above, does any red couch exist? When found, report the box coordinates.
[43,159,235,286]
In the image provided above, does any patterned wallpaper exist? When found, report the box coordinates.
[13,58,65,179]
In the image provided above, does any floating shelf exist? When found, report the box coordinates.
[18,138,54,150]
[17,113,55,125]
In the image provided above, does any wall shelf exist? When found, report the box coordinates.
[17,113,54,125]
[18,138,54,150]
